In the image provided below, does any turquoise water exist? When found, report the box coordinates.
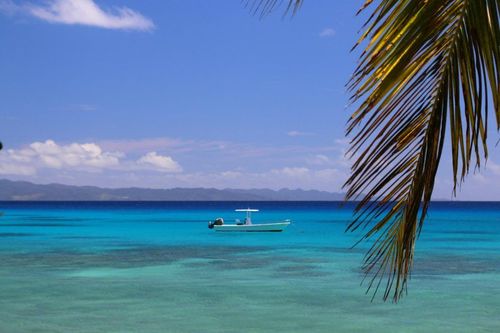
[0,201,499,332]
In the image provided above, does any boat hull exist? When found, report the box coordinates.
[213,222,290,232]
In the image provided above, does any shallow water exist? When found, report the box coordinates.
[0,201,499,332]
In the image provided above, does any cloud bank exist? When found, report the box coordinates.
[2,137,498,199]
[0,138,349,192]
[0,140,180,175]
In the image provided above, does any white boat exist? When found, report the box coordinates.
[208,209,290,232]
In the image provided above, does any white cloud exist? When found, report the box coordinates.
[486,160,500,175]
[0,140,183,176]
[220,171,242,179]
[427,155,500,200]
[273,167,310,177]
[319,28,336,38]
[268,167,345,190]
[0,163,36,176]
[307,154,332,166]
[147,167,346,192]
[4,0,155,31]
[287,130,315,137]
[1,140,122,173]
[137,152,182,173]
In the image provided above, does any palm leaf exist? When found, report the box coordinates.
[346,0,500,301]
[244,0,302,17]
[249,0,499,301]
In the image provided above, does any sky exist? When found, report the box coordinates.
[0,0,499,200]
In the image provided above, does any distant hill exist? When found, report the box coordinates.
[0,179,346,201]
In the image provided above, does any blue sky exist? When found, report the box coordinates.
[0,0,499,200]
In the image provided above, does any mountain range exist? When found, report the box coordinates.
[0,179,346,201]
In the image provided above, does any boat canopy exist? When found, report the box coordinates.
[235,209,259,212]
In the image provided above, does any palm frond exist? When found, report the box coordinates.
[346,0,500,301]
[244,0,303,17]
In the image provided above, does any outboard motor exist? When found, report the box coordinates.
[208,217,224,229]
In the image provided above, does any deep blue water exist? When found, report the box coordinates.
[0,201,499,332]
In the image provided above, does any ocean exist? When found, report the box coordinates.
[0,201,499,332]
